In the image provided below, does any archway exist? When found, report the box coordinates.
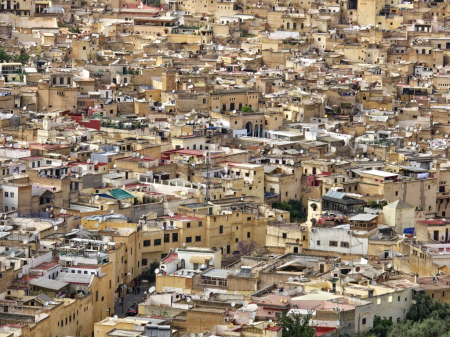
[245,122,253,136]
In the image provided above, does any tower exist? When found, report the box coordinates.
[162,70,177,91]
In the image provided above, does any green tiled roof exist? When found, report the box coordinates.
[109,188,134,200]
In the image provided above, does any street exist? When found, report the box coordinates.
[113,285,150,318]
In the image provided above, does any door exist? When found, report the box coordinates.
[230,103,235,111]
[434,230,439,241]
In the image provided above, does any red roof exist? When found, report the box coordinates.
[161,253,178,263]
[315,327,337,336]
[418,219,450,226]
[31,262,59,271]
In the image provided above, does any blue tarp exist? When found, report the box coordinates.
[404,228,415,235]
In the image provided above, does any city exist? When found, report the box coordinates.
[0,0,449,336]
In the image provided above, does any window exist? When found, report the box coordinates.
[227,245,230,254]
[235,238,238,242]
[96,291,98,301]
[317,240,320,245]
[186,237,192,243]
[142,259,147,266]
[398,296,401,301]
[199,221,202,227]
[219,225,223,234]
[154,239,161,246]
[247,232,250,238]
[329,241,338,247]
[10,192,14,198]
[195,236,201,242]
[395,191,398,196]
[144,240,151,247]
[282,233,287,239]
[341,242,349,248]
[362,318,366,325]
[164,233,170,243]
[4,192,8,197]
[172,233,178,242]
[187,222,191,228]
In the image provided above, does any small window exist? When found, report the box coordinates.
[317,240,320,245]
[195,236,201,242]
[329,241,338,247]
[186,237,192,243]
[247,232,250,238]
[362,318,366,325]
[219,226,223,234]
[341,242,349,248]
[282,233,287,239]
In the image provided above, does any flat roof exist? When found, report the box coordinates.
[29,278,68,290]
[362,170,398,178]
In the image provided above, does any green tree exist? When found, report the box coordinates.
[13,53,30,64]
[70,25,82,34]
[387,318,450,337]
[143,260,159,283]
[354,316,393,337]
[278,310,315,337]
[241,106,254,112]
[272,199,306,220]
[0,48,12,63]
[407,292,450,322]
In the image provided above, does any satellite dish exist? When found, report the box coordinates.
[243,301,248,308]
[155,268,160,274]
[111,210,114,214]
[248,319,253,324]
[95,195,99,200]
[53,225,58,231]
[288,277,293,282]
[387,263,392,269]
[187,297,191,303]
[231,302,235,307]
[336,321,340,326]
[95,223,99,228]
[344,261,349,265]
[149,286,155,293]
[277,216,282,221]
[199,334,203,337]
[113,315,118,321]
[344,276,350,283]
[18,273,22,279]
[44,302,49,306]
[297,286,303,292]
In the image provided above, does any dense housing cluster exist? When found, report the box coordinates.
[1,0,450,336]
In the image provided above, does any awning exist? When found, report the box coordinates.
[330,278,339,284]
[190,256,212,264]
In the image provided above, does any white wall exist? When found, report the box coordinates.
[309,226,369,255]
